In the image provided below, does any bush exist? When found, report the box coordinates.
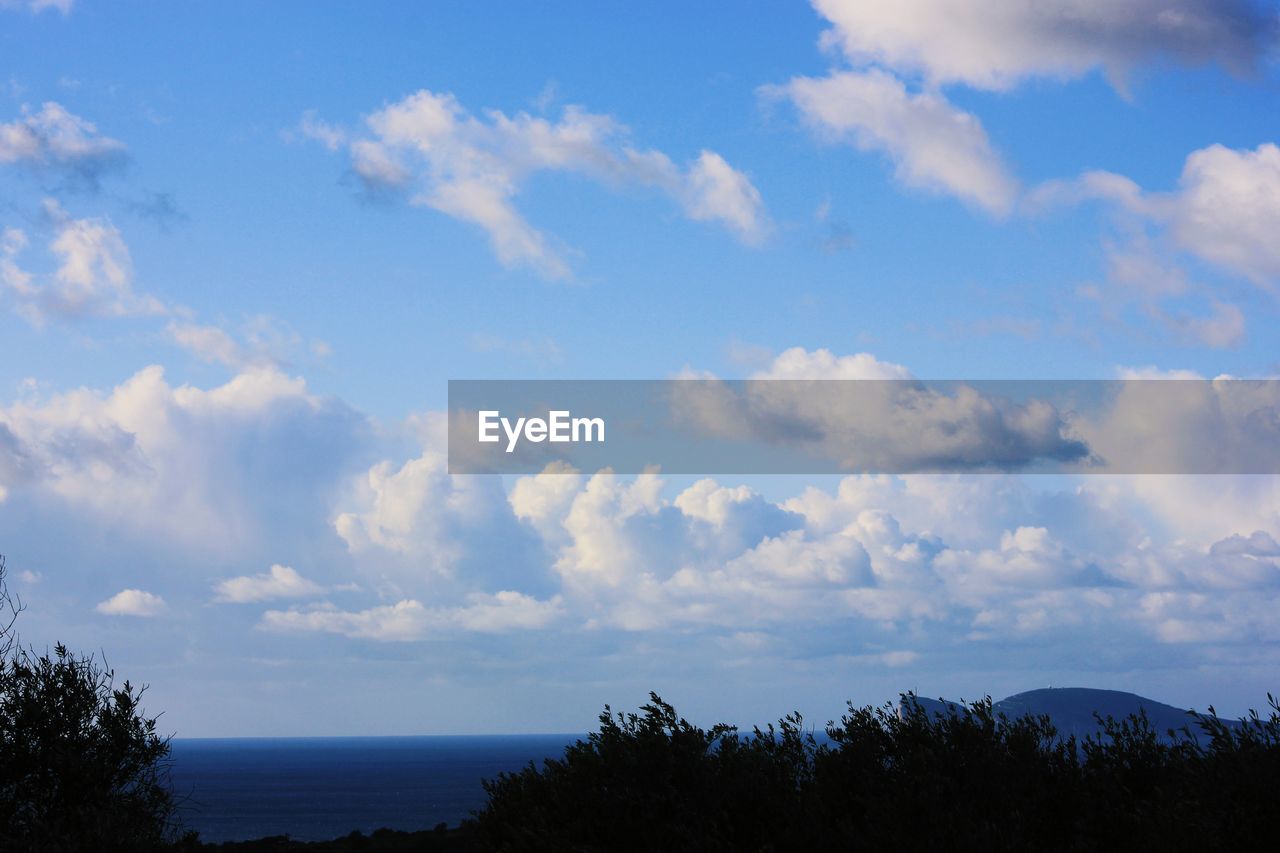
[475,695,817,852]
[0,555,180,852]
[474,690,1280,852]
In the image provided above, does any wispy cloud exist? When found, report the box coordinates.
[0,102,125,188]
[303,89,770,278]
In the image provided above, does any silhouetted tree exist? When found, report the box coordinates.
[0,555,179,852]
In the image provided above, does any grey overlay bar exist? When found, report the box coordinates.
[448,379,1280,475]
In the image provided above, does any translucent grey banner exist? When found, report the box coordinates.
[447,379,1280,475]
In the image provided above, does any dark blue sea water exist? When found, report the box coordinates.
[168,735,580,843]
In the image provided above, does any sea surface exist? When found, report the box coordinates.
[168,734,580,843]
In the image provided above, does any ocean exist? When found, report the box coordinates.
[168,735,581,843]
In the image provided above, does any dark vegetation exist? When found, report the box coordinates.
[0,556,183,852]
[470,692,1280,851]
[3,554,1280,851]
[188,826,471,853]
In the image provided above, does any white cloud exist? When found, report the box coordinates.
[213,564,327,604]
[768,69,1018,214]
[1136,589,1280,644]
[769,1,1276,219]
[508,460,584,540]
[166,315,314,370]
[10,349,1280,682]
[167,322,246,368]
[315,89,769,277]
[0,364,368,551]
[0,102,124,183]
[681,151,770,245]
[1161,143,1280,287]
[1072,376,1280,476]
[1084,475,1280,548]
[934,526,1102,602]
[296,110,345,151]
[335,449,507,564]
[1037,143,1280,289]
[810,0,1276,92]
[263,599,427,641]
[2,201,165,325]
[3,207,297,369]
[322,349,1280,655]
[752,347,912,380]
[333,425,550,598]
[96,588,165,617]
[261,590,563,641]
[1026,142,1280,346]
[724,527,873,587]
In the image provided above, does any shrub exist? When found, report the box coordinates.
[474,690,1280,851]
[0,555,179,852]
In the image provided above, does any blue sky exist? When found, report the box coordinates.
[2,0,1279,736]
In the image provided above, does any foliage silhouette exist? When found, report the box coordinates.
[0,555,180,853]
[473,690,1280,852]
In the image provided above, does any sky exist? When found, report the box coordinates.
[1,0,1279,736]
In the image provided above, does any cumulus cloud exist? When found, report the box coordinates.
[1071,375,1280,475]
[424,352,1280,655]
[96,588,165,617]
[498,461,1280,654]
[11,349,1280,681]
[810,0,1277,92]
[336,448,515,565]
[213,564,328,604]
[496,468,1024,635]
[934,526,1108,603]
[386,353,1279,650]
[766,69,1018,214]
[753,347,914,380]
[332,419,554,599]
[769,2,1276,217]
[1206,532,1280,587]
[310,90,769,277]
[2,200,165,325]
[1036,143,1280,289]
[1136,588,1280,644]
[1025,142,1280,347]
[0,364,369,551]
[1,202,267,361]
[0,102,125,186]
[1159,143,1280,287]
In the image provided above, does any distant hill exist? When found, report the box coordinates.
[906,687,1237,741]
